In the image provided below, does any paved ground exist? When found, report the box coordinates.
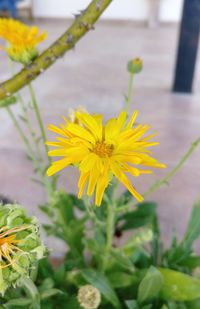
[0,19,200,255]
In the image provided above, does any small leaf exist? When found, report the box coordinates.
[138,266,163,303]
[41,288,63,300]
[125,300,139,309]
[111,249,135,272]
[159,267,200,301]
[118,202,157,230]
[108,272,134,288]
[4,298,32,308]
[182,199,200,250]
[81,269,120,308]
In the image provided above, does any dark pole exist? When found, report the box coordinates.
[173,0,200,93]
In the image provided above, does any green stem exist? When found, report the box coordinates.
[6,106,34,157]
[102,201,116,271]
[125,73,134,113]
[0,0,113,101]
[28,83,57,194]
[84,197,105,228]
[28,84,49,161]
[117,137,200,213]
[19,92,43,161]
[6,106,52,192]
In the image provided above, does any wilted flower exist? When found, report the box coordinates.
[0,203,45,295]
[0,18,47,64]
[46,110,166,206]
[77,285,101,309]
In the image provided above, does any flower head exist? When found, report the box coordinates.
[0,18,47,64]
[0,203,45,295]
[46,111,166,206]
[77,285,101,309]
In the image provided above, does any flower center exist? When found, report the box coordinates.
[0,225,31,269]
[93,141,114,158]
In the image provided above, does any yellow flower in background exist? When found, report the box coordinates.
[46,111,166,206]
[0,18,47,64]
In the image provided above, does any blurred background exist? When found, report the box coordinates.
[0,0,200,255]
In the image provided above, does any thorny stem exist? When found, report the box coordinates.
[117,137,200,213]
[124,72,134,113]
[0,0,114,101]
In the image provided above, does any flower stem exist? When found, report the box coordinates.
[125,73,134,113]
[117,137,200,213]
[6,106,33,157]
[28,83,49,162]
[28,83,57,193]
[102,200,116,271]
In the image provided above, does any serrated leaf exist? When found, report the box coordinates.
[138,266,163,303]
[81,269,121,308]
[159,267,200,301]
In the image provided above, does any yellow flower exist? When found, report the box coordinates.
[0,18,47,64]
[46,111,166,206]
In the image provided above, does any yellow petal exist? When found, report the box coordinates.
[111,161,143,202]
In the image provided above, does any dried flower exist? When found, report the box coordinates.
[46,110,166,206]
[77,285,101,309]
[0,203,45,295]
[0,18,47,64]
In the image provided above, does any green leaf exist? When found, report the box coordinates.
[159,267,200,301]
[118,202,157,230]
[187,298,200,309]
[53,191,75,224]
[179,256,200,269]
[108,272,134,288]
[68,194,85,211]
[3,298,32,308]
[125,300,139,309]
[111,249,135,272]
[41,288,63,300]
[182,199,200,250]
[138,266,163,304]
[81,269,121,308]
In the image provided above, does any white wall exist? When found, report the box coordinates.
[33,0,183,22]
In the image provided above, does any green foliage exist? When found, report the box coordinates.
[1,192,200,309]
[138,266,163,304]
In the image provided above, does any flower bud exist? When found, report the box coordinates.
[77,285,101,309]
[0,203,45,295]
[127,57,143,74]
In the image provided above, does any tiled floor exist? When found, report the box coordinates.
[0,19,200,255]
